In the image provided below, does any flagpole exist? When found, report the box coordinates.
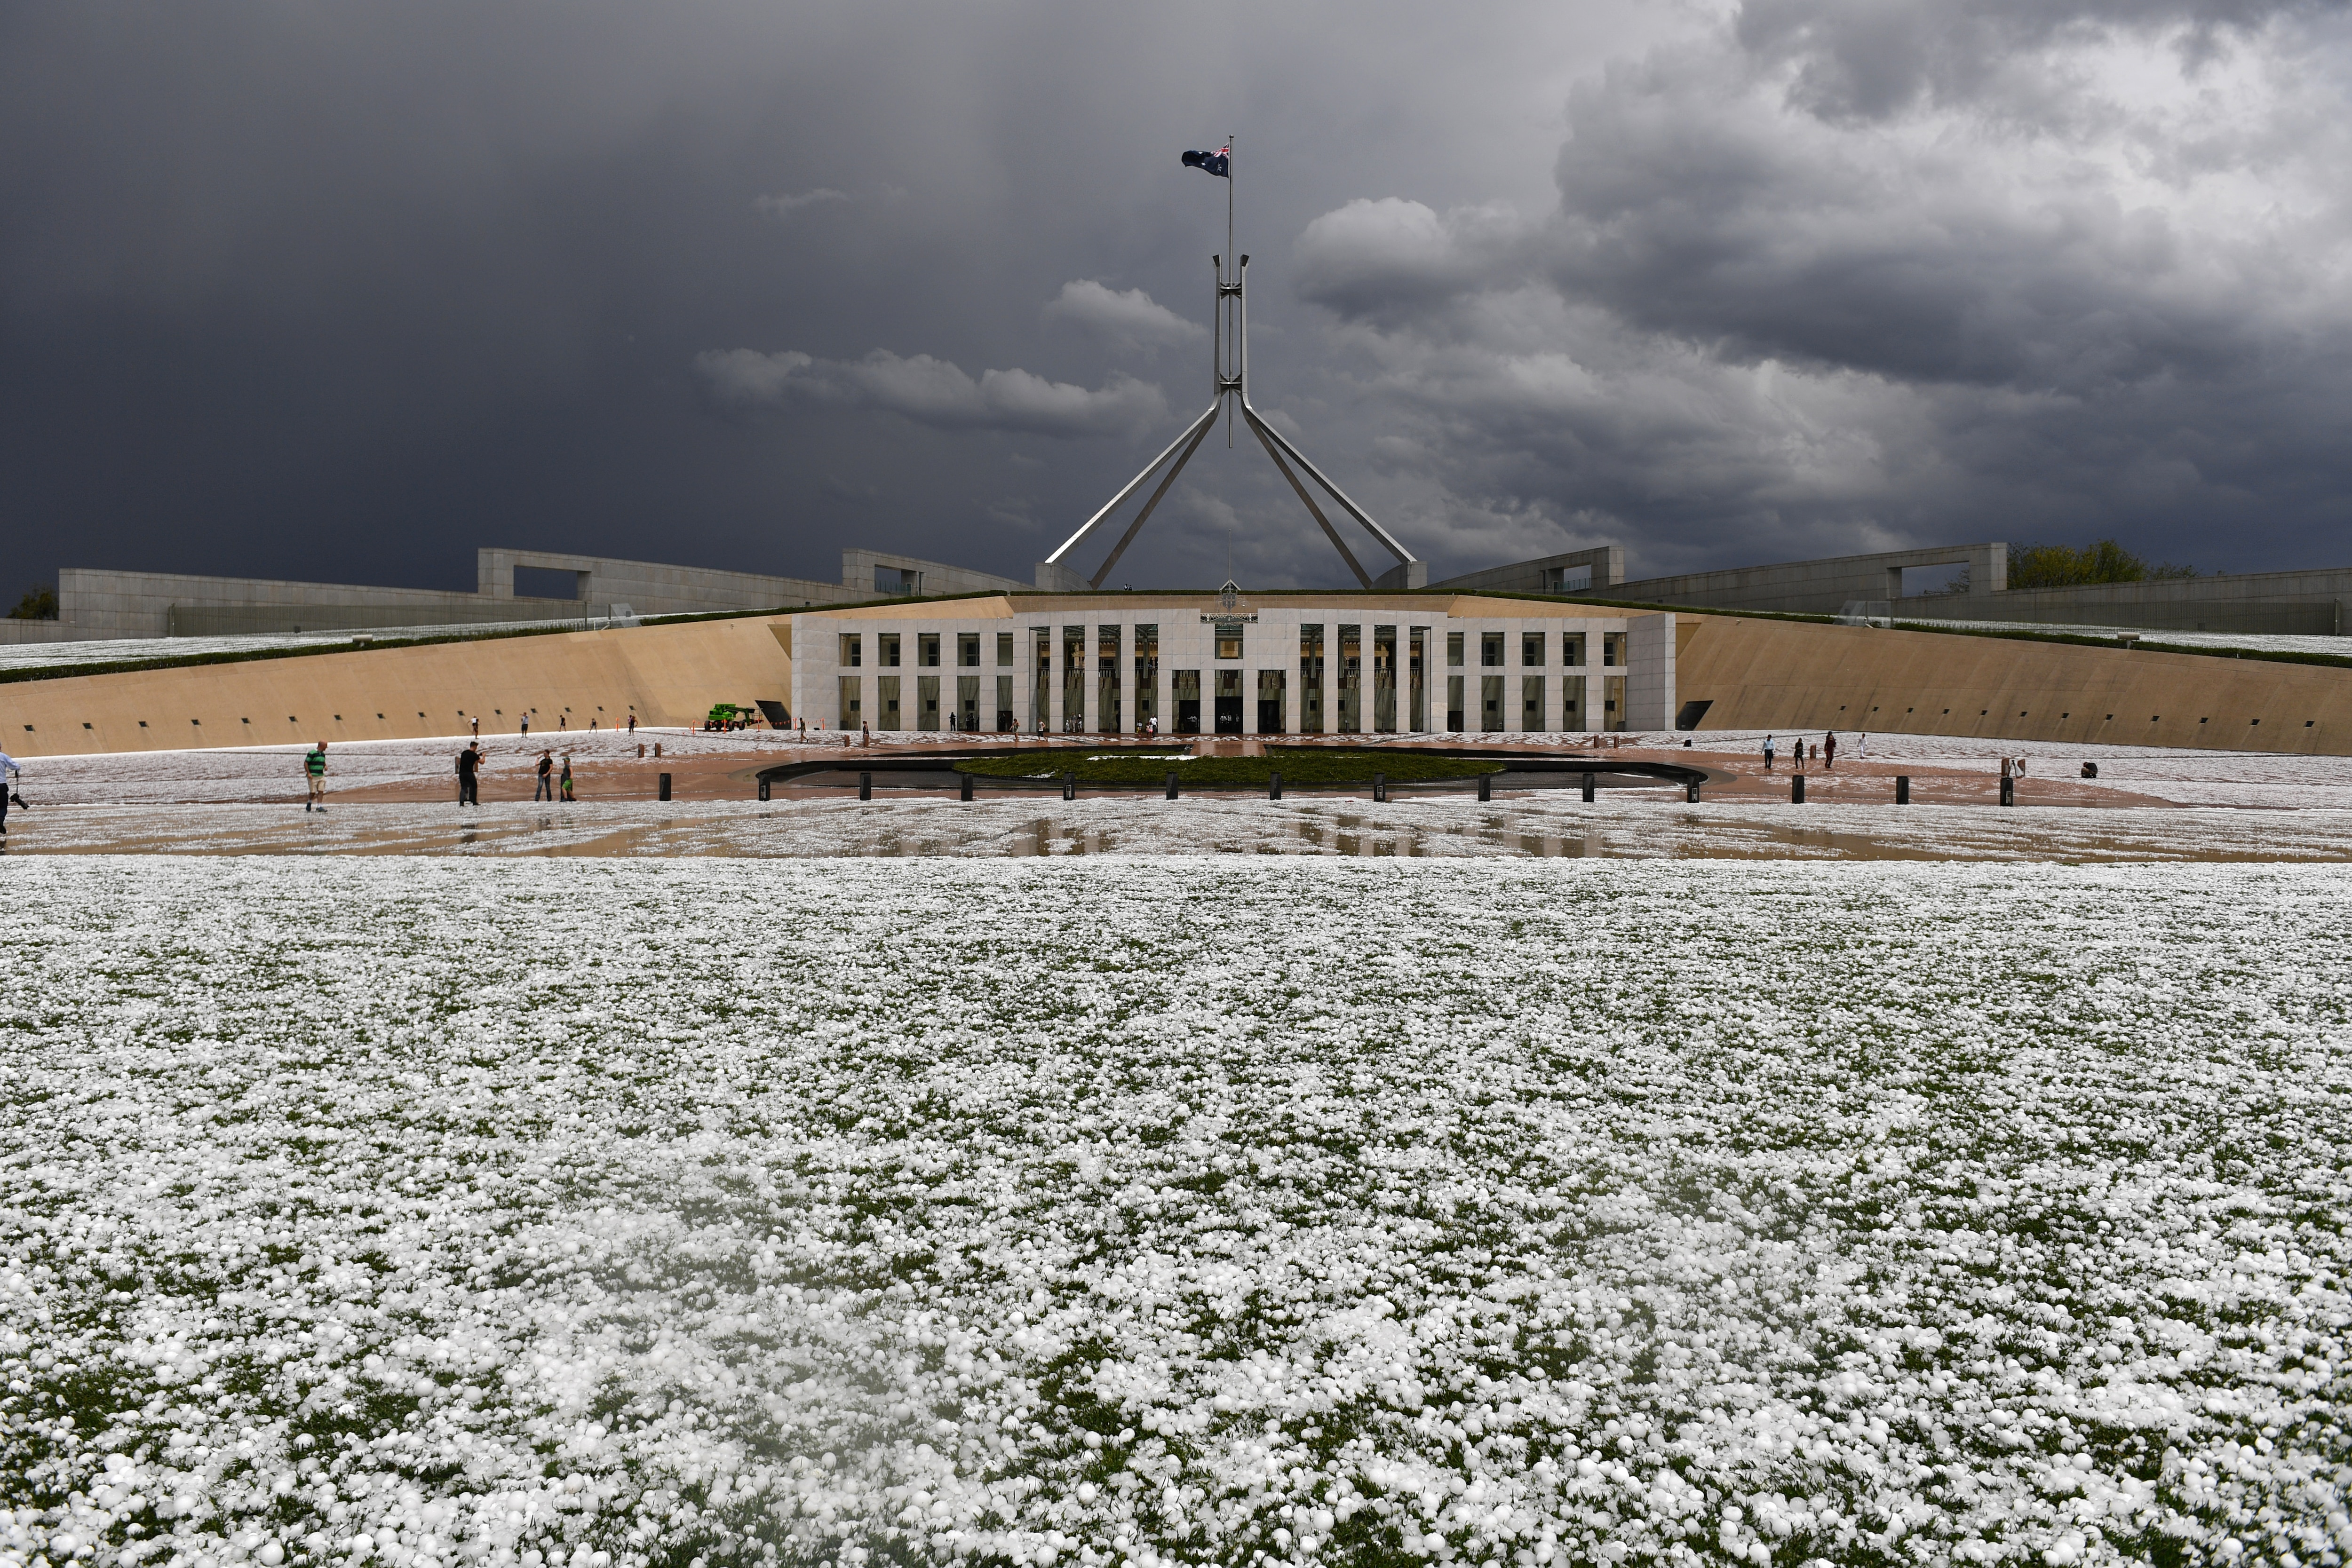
[1226,132,1235,448]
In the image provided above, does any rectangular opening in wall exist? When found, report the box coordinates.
[1134,624,1160,729]
[514,566,583,601]
[1173,669,1202,734]
[1447,673,1465,732]
[1480,674,1504,732]
[958,632,980,668]
[1674,699,1713,731]
[1604,674,1626,731]
[1481,631,1504,667]
[1373,625,1397,733]
[879,674,902,730]
[1899,563,1968,597]
[1521,675,1545,732]
[1337,625,1362,733]
[1299,624,1326,733]
[1097,625,1122,733]
[1563,633,1586,667]
[875,566,923,596]
[1256,668,1286,734]
[917,674,941,731]
[1408,626,1427,732]
[956,674,979,731]
[1564,675,1585,729]
[837,676,863,730]
[919,633,941,667]
[995,673,1015,731]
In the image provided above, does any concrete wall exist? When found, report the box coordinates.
[839,548,1028,598]
[58,568,533,639]
[1433,547,1625,596]
[1905,571,2351,634]
[477,548,865,616]
[1613,543,2009,615]
[0,616,797,758]
[1676,614,2352,752]
[0,621,86,646]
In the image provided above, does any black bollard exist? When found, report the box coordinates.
[757,777,771,802]
[658,772,672,802]
[1581,771,1596,803]
[1895,775,1910,805]
[960,771,974,802]
[1268,771,1282,801]
[1166,770,1179,801]
[1685,778,1701,803]
[1374,772,1387,803]
[1063,771,1076,801]
[1792,775,1806,804]
[1478,774,1492,803]
[858,771,871,801]
[2000,775,2015,808]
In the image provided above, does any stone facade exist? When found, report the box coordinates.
[788,594,1674,736]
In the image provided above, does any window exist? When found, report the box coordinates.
[1097,626,1122,733]
[837,676,863,729]
[1521,676,1545,732]
[1373,626,1398,733]
[878,675,902,729]
[917,675,941,731]
[1447,674,1465,731]
[1522,631,1544,667]
[1447,631,1464,667]
[880,633,901,667]
[958,633,980,668]
[840,634,863,667]
[1562,633,1584,667]
[996,631,1014,667]
[1134,624,1160,728]
[1481,674,1504,732]
[1062,626,1087,732]
[1408,626,1428,732]
[1299,625,1326,733]
[1033,626,1052,730]
[1216,626,1244,660]
[1602,632,1624,667]
[1337,624,1362,733]
[919,633,941,667]
[1564,675,1584,728]
[1480,631,1504,667]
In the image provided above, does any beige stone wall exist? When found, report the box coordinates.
[0,618,795,758]
[1677,615,2352,754]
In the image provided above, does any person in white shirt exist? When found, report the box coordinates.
[0,749,19,835]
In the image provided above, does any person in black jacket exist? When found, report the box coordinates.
[456,743,481,807]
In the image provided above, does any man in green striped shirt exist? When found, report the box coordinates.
[304,742,328,813]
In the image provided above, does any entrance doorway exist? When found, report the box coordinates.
[1215,670,1245,734]
[1173,670,1202,734]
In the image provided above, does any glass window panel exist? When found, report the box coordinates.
[958,633,980,668]
[1522,631,1544,667]
[839,633,863,667]
[879,633,901,668]
[1298,624,1325,734]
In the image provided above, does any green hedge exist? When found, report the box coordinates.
[954,747,1503,788]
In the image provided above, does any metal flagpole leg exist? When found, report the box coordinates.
[1248,413,1372,587]
[1043,401,1223,570]
[1089,413,1217,588]
[1249,411,1417,571]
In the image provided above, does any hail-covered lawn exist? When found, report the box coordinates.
[3,858,2348,1568]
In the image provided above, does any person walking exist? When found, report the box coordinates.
[456,743,481,806]
[1857,732,1868,760]
[303,741,328,812]
[533,749,555,801]
[0,748,20,836]
[1762,734,1776,771]
[519,712,530,738]
[627,713,637,737]
[469,715,480,739]
[558,712,567,732]
[559,752,575,802]
[1824,732,1838,770]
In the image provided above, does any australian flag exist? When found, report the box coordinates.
[1182,146,1230,178]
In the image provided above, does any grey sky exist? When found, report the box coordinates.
[5,0,2347,597]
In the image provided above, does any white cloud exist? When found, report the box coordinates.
[752,188,849,218]
[693,347,1168,438]
[1041,280,1205,354]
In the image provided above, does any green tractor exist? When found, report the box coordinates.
[702,702,755,732]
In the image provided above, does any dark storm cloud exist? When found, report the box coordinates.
[4,0,2348,598]
[1287,0,2352,575]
